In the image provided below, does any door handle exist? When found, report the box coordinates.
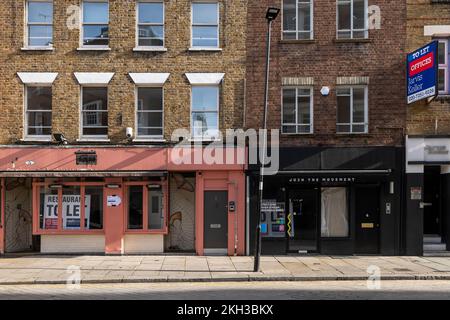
[420,202,433,209]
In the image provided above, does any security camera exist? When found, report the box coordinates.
[53,133,68,145]
[126,127,133,139]
[320,86,330,96]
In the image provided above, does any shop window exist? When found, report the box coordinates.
[127,184,165,231]
[282,87,313,134]
[336,86,368,134]
[136,87,163,138]
[82,0,109,47]
[437,39,449,94]
[62,186,81,230]
[191,2,219,48]
[283,0,313,40]
[191,86,219,139]
[25,86,52,138]
[36,182,104,232]
[81,87,108,138]
[137,1,164,48]
[39,186,59,230]
[321,187,349,237]
[337,0,367,39]
[86,186,103,229]
[26,0,53,48]
[128,186,143,230]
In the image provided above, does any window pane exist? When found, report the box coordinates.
[138,112,163,128]
[83,2,109,23]
[283,0,296,32]
[148,190,163,230]
[282,89,296,124]
[192,26,218,47]
[352,124,366,133]
[138,2,163,24]
[40,186,59,230]
[439,68,446,91]
[29,26,53,46]
[321,188,349,237]
[128,186,143,229]
[192,87,218,111]
[62,186,81,230]
[138,88,163,111]
[352,88,365,123]
[282,125,296,134]
[337,30,351,39]
[298,2,311,32]
[283,32,296,40]
[83,25,109,45]
[337,95,351,123]
[138,128,163,136]
[337,2,351,31]
[192,3,218,24]
[82,87,108,135]
[28,112,52,134]
[298,96,310,125]
[138,26,164,46]
[352,30,366,39]
[27,87,52,110]
[353,0,365,30]
[192,112,218,137]
[28,1,53,23]
[337,124,350,133]
[438,42,446,65]
[298,125,311,133]
[85,187,103,230]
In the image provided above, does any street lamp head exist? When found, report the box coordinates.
[266,7,280,22]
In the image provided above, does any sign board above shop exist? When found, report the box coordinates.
[407,41,438,104]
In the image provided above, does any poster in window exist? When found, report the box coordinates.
[43,195,91,229]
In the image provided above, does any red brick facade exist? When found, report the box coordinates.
[246,0,407,146]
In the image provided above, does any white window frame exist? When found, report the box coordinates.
[336,86,368,134]
[282,0,314,40]
[190,85,220,140]
[80,86,109,140]
[190,1,220,49]
[281,87,314,134]
[438,39,449,95]
[24,85,53,141]
[24,0,53,49]
[80,0,110,49]
[135,0,165,50]
[135,86,164,140]
[336,0,368,39]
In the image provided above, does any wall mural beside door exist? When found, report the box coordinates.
[5,178,33,253]
[165,174,195,252]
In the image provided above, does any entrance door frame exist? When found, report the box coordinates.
[0,178,4,254]
[285,186,321,253]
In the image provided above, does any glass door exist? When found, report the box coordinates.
[287,188,319,252]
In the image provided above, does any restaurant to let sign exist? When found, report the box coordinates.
[407,41,438,104]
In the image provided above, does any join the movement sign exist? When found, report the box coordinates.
[407,41,438,104]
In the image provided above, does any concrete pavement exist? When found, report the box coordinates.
[1,255,450,284]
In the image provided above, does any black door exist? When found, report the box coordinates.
[204,191,228,251]
[424,166,441,235]
[355,186,380,254]
[287,189,319,252]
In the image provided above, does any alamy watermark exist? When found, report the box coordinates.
[66,265,81,290]
[367,265,381,290]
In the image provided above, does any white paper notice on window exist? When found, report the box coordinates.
[107,195,122,207]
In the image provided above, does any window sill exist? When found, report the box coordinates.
[20,137,52,142]
[279,39,315,44]
[76,137,110,142]
[334,38,371,44]
[188,47,222,52]
[77,47,111,51]
[133,47,167,52]
[133,138,166,143]
[21,47,54,51]
[335,132,370,136]
[281,132,314,136]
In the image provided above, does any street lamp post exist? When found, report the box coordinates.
[254,7,280,273]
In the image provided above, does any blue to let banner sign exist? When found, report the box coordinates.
[407,41,438,104]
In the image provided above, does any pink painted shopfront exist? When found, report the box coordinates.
[0,146,246,256]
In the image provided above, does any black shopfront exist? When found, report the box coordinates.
[248,147,404,255]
